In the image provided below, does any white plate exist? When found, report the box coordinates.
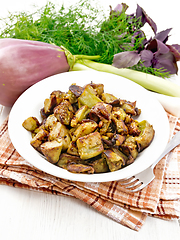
[8,70,170,182]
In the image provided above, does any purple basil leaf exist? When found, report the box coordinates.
[147,39,169,54]
[153,52,178,74]
[154,28,172,43]
[112,51,141,68]
[167,44,180,61]
[140,50,153,67]
[136,4,146,26]
[136,5,157,34]
[110,3,128,16]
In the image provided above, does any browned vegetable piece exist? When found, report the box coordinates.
[30,129,49,151]
[112,118,128,135]
[48,122,71,151]
[71,105,90,127]
[69,84,84,97]
[120,136,138,160]
[112,134,126,146]
[44,94,57,115]
[89,156,109,173]
[101,92,117,104]
[67,141,79,156]
[44,114,58,131]
[126,119,141,137]
[135,120,155,151]
[77,132,104,160]
[78,85,102,109]
[121,101,141,116]
[90,102,112,121]
[40,140,63,164]
[50,90,67,105]
[66,89,78,104]
[89,83,104,96]
[57,153,82,169]
[72,120,98,142]
[54,100,74,125]
[98,119,111,135]
[67,164,94,174]
[103,149,125,172]
[22,116,40,132]
[111,107,127,121]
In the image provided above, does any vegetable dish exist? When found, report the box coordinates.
[22,82,155,174]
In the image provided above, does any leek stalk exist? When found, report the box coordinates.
[73,59,180,98]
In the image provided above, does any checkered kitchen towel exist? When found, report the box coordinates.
[0,112,179,231]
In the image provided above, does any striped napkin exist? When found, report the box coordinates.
[0,112,180,231]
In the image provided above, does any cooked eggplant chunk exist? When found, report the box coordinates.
[48,122,71,151]
[44,114,58,131]
[71,105,90,127]
[30,129,48,151]
[67,141,79,156]
[101,92,117,104]
[57,153,82,169]
[54,100,74,125]
[22,116,40,132]
[120,136,138,160]
[89,156,109,173]
[135,120,155,151]
[103,149,125,172]
[72,120,98,142]
[41,140,63,164]
[23,82,155,175]
[78,85,102,108]
[67,164,94,174]
[77,132,104,160]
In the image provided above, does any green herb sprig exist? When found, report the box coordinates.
[0,0,172,77]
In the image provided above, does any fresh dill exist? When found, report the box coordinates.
[0,0,170,77]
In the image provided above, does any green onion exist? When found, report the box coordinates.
[73,59,180,97]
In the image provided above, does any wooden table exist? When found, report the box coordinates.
[0,0,180,239]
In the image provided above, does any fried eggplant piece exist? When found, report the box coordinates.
[99,119,111,135]
[44,114,58,131]
[67,164,94,174]
[67,141,79,156]
[57,153,82,169]
[78,85,102,109]
[54,100,74,125]
[127,120,141,137]
[22,117,40,132]
[112,134,126,146]
[89,83,104,96]
[30,129,49,151]
[112,118,128,135]
[88,156,109,173]
[135,120,155,151]
[103,149,125,172]
[50,90,66,105]
[72,120,98,142]
[90,102,112,121]
[120,136,138,160]
[48,122,71,151]
[111,107,127,121]
[40,140,63,164]
[77,132,104,160]
[121,101,141,116]
[71,105,90,127]
[69,84,84,97]
[65,89,78,104]
[101,92,117,104]
[44,94,57,115]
